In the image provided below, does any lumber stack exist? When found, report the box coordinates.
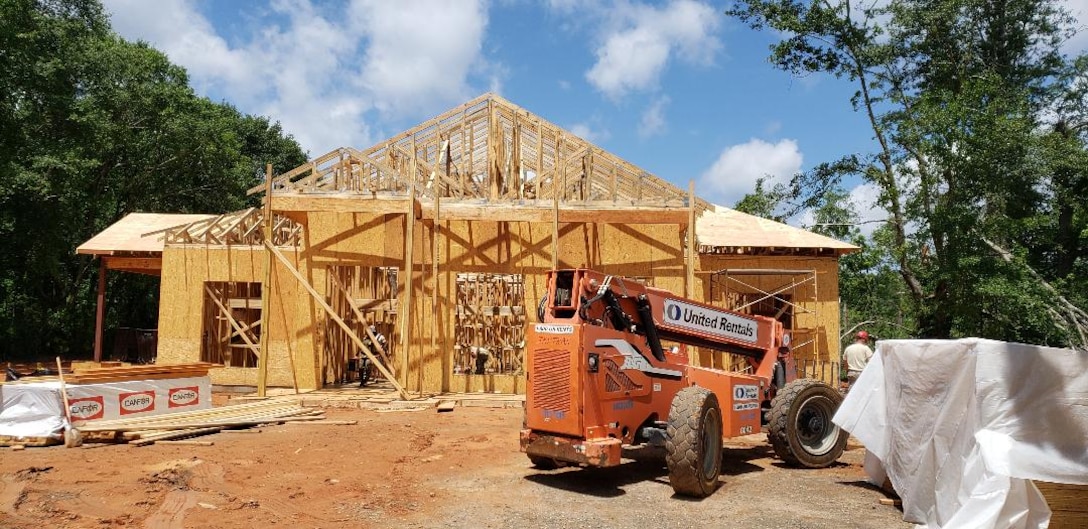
[8,362,216,384]
[64,362,215,384]
[1036,482,1088,529]
[76,399,322,446]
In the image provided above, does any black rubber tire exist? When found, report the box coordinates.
[665,387,723,498]
[528,455,564,470]
[768,379,848,468]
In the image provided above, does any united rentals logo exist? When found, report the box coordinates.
[69,396,104,421]
[119,390,155,415]
[168,386,200,408]
[662,298,759,344]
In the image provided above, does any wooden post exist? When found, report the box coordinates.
[551,135,562,270]
[264,241,411,401]
[430,191,440,393]
[687,180,696,365]
[686,180,696,298]
[400,156,417,390]
[93,259,106,362]
[257,164,273,397]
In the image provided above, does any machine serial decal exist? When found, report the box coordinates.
[662,298,759,344]
[594,339,683,379]
[733,402,759,411]
[535,324,575,334]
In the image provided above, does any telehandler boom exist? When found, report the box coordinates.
[521,269,847,497]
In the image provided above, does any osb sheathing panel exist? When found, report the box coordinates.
[156,245,319,389]
[161,212,845,394]
[695,254,842,371]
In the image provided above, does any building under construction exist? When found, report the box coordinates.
[77,93,857,395]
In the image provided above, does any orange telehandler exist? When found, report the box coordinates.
[521,269,847,497]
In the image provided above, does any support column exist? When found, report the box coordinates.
[93,258,107,362]
[257,164,273,397]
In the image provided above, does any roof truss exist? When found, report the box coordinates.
[164,208,302,247]
[247,93,708,212]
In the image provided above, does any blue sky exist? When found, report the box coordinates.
[102,0,1088,228]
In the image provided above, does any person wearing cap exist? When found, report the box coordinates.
[843,330,874,391]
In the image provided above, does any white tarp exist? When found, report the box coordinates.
[833,339,1088,529]
[0,376,212,438]
[0,382,66,439]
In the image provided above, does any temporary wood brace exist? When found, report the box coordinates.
[263,241,411,401]
[203,285,260,356]
[327,272,395,371]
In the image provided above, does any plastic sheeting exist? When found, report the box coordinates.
[0,376,212,438]
[833,339,1088,529]
[0,382,66,439]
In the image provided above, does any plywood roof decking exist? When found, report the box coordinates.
[696,205,859,255]
[76,213,216,256]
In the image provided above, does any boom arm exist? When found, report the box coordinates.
[544,269,789,364]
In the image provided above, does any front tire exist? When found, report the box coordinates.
[768,379,848,468]
[666,387,722,498]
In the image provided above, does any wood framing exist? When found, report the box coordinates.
[128,93,859,394]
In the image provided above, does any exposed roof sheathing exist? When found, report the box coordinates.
[76,213,215,256]
[696,205,859,255]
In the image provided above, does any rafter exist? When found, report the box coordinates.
[246,93,709,212]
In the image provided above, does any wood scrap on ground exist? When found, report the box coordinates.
[74,399,343,446]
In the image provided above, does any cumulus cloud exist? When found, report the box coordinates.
[560,0,721,99]
[1063,0,1088,53]
[699,138,803,206]
[638,95,670,138]
[350,0,488,115]
[568,122,611,143]
[101,0,494,155]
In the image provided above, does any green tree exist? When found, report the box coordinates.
[728,0,1088,346]
[0,0,307,360]
[733,177,790,221]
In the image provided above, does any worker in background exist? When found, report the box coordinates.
[843,330,874,392]
[358,325,387,387]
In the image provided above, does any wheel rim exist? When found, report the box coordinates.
[795,394,839,456]
[701,408,721,477]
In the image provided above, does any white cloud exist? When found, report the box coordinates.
[350,0,489,115]
[1062,0,1088,53]
[699,138,803,205]
[101,0,494,155]
[638,95,670,138]
[568,122,611,143]
[575,1,721,99]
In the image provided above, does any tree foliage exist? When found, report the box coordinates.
[0,0,307,359]
[728,0,1088,346]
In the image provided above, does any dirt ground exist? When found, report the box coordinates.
[0,404,911,529]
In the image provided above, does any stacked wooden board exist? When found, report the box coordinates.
[6,363,216,384]
[75,399,326,446]
[1035,482,1088,529]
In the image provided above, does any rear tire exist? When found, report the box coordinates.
[768,379,847,468]
[665,387,722,497]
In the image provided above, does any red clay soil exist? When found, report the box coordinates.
[0,404,910,529]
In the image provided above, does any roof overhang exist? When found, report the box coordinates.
[695,205,860,257]
[76,213,216,275]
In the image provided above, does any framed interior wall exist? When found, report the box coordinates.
[200,281,262,367]
[453,273,526,376]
